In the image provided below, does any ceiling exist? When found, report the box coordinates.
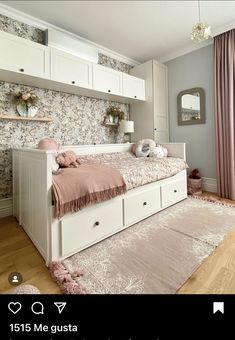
[1,1,235,63]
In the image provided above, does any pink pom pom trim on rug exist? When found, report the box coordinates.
[191,194,235,208]
[49,261,87,294]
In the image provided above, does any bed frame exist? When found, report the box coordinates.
[12,143,187,265]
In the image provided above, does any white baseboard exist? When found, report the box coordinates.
[202,177,217,193]
[0,197,13,218]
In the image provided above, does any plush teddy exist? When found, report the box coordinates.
[157,144,168,157]
[189,168,201,179]
[132,139,156,157]
[149,146,165,158]
[56,150,81,168]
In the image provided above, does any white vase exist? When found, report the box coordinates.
[28,106,38,118]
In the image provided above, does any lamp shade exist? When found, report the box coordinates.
[119,120,134,133]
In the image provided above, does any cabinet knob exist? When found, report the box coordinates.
[108,89,111,93]
[174,189,177,193]
[143,201,147,206]
[19,68,24,72]
[134,95,137,98]
[94,221,100,226]
[154,128,157,131]
[71,81,75,84]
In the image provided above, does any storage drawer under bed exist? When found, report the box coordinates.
[123,186,161,226]
[161,177,187,208]
[60,198,123,257]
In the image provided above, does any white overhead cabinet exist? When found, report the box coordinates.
[0,30,146,103]
[0,30,50,79]
[130,59,169,143]
[122,73,145,100]
[92,64,123,96]
[50,48,92,89]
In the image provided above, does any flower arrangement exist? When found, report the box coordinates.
[106,105,125,123]
[12,91,39,117]
[13,91,39,106]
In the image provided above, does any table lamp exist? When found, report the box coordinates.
[119,120,134,143]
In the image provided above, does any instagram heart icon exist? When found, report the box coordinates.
[8,302,22,314]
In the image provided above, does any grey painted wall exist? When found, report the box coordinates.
[166,45,216,179]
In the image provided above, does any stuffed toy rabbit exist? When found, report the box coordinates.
[56,150,81,168]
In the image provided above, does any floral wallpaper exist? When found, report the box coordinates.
[0,14,45,44]
[0,15,132,200]
[98,54,132,74]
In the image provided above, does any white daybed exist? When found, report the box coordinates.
[12,143,187,265]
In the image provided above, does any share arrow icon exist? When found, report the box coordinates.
[54,302,67,314]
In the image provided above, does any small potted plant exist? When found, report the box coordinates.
[106,106,125,124]
[187,168,202,195]
[12,91,39,117]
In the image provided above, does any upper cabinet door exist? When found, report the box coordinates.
[51,48,92,89]
[92,64,122,96]
[122,73,145,100]
[0,31,49,78]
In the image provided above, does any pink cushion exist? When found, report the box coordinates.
[37,138,59,150]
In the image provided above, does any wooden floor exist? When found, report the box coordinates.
[0,216,61,294]
[0,193,235,294]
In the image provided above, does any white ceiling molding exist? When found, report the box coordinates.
[0,2,140,67]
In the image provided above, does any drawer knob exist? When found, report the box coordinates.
[94,221,100,226]
[134,95,137,98]
[19,68,24,72]
[143,201,147,206]
[108,89,111,93]
[174,189,177,193]
[71,81,75,84]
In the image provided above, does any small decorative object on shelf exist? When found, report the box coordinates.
[102,116,118,126]
[187,168,202,195]
[12,91,39,117]
[105,105,125,124]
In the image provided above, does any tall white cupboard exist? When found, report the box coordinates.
[130,60,169,143]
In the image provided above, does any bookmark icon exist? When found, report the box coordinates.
[54,302,67,314]
[213,302,224,314]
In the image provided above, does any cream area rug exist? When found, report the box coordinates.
[49,197,235,294]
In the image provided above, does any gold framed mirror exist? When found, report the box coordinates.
[177,87,205,125]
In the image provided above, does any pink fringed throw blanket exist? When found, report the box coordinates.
[52,164,126,218]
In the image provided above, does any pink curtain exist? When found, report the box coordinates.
[214,29,235,200]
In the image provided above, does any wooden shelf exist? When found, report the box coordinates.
[103,122,119,127]
[0,115,52,122]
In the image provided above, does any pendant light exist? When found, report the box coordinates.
[190,0,212,42]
